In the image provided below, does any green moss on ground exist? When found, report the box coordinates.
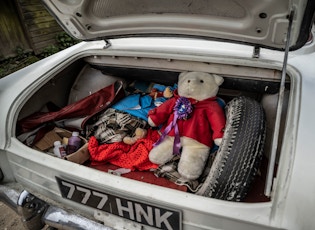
[0,32,79,79]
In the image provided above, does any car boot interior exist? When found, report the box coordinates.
[15,54,290,202]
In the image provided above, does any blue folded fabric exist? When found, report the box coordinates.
[112,94,155,121]
[112,83,178,121]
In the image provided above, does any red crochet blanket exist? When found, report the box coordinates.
[88,129,160,171]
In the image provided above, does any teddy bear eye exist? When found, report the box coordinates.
[200,80,204,83]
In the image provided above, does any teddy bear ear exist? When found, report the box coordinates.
[179,71,189,79]
[213,74,224,86]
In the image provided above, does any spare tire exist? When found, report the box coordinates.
[196,96,266,201]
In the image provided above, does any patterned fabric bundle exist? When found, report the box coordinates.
[154,152,217,192]
[85,108,147,144]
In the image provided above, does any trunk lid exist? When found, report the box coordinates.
[42,0,315,50]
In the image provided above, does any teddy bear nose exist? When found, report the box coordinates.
[188,80,191,83]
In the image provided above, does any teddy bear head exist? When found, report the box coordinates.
[177,72,224,101]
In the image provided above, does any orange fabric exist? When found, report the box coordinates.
[88,129,160,171]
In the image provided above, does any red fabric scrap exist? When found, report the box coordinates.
[88,129,160,171]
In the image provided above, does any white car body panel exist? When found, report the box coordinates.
[1,36,315,229]
[1,0,315,229]
[277,52,315,229]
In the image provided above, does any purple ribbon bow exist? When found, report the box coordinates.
[154,97,193,155]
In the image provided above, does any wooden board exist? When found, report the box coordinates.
[15,0,63,54]
[0,0,31,58]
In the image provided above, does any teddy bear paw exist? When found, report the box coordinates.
[123,128,147,145]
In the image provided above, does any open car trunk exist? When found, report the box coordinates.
[15,44,289,204]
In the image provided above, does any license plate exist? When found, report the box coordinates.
[56,177,182,230]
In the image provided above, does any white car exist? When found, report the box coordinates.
[1,0,315,229]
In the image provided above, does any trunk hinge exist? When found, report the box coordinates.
[264,10,295,197]
[252,46,260,58]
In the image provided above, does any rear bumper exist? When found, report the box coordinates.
[0,185,111,230]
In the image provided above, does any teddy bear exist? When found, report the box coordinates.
[149,86,174,100]
[148,71,226,180]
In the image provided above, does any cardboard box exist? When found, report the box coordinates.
[64,143,90,164]
[34,127,87,154]
[34,130,63,151]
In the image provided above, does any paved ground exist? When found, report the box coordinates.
[0,201,24,230]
